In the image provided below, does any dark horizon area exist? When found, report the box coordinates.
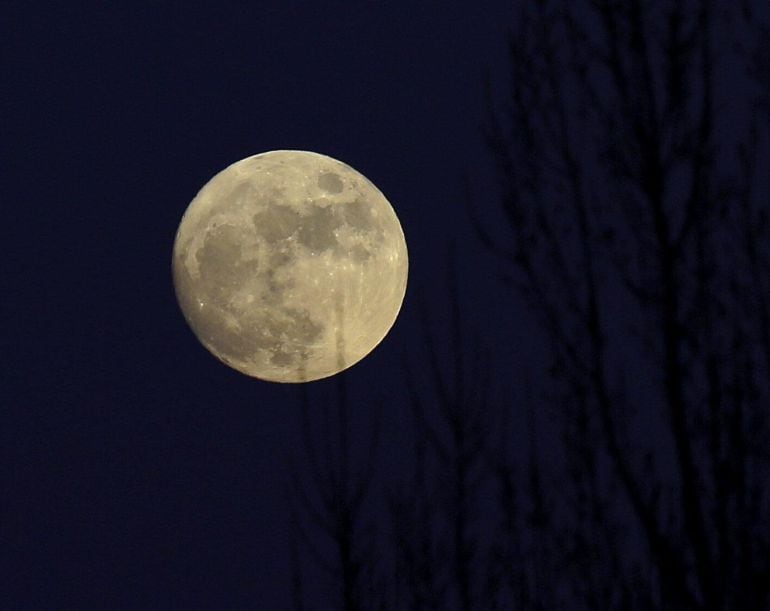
[4,1,770,609]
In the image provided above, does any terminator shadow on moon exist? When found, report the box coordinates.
[172,150,408,383]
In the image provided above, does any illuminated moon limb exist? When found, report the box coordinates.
[172,150,408,383]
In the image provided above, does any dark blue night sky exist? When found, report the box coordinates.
[4,2,518,608]
[4,2,770,610]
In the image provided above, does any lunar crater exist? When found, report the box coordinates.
[297,207,341,252]
[318,171,344,193]
[252,204,301,243]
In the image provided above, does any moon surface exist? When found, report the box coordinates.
[172,150,408,383]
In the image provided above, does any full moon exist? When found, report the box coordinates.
[172,150,408,383]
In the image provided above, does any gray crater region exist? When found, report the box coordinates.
[172,150,408,383]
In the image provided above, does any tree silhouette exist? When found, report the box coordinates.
[389,245,496,611]
[289,375,383,611]
[476,0,770,608]
[289,1,770,609]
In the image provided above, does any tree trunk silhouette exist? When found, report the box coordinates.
[391,245,495,611]
[290,373,382,611]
